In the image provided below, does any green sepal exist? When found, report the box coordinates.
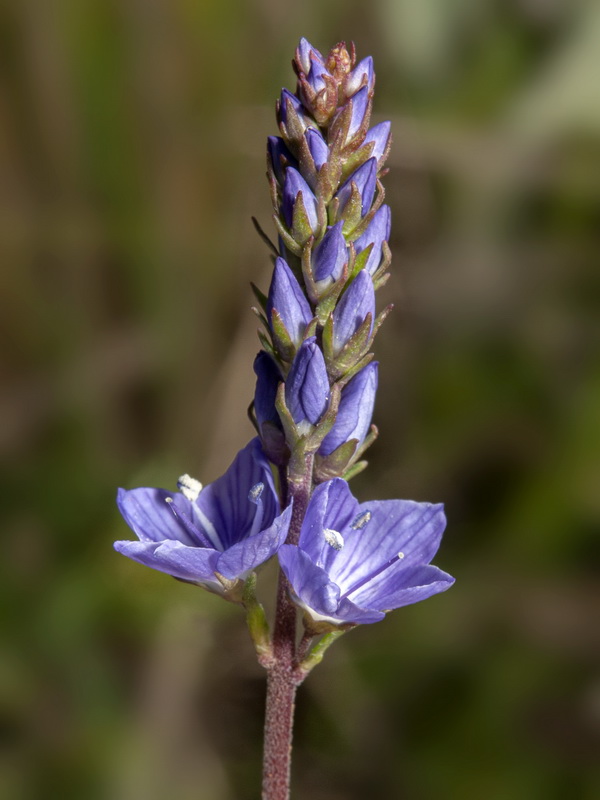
[346,178,385,241]
[275,381,300,446]
[250,280,268,311]
[300,238,320,304]
[328,311,373,379]
[270,308,296,362]
[340,182,363,235]
[273,214,302,257]
[251,217,279,257]
[251,306,270,333]
[336,352,375,388]
[373,272,391,290]
[314,438,358,482]
[257,330,277,359]
[292,191,315,246]
[305,383,342,451]
[243,573,274,668]
[353,424,378,463]
[341,459,368,481]
[352,242,374,276]
[340,140,375,183]
[294,630,346,680]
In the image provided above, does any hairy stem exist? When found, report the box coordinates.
[262,452,314,800]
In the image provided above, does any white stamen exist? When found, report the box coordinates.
[177,474,203,502]
[398,551,405,559]
[351,510,371,530]
[323,528,344,550]
[248,482,264,502]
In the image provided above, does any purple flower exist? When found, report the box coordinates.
[332,270,375,355]
[364,121,391,164]
[312,222,347,288]
[320,362,378,455]
[346,56,375,95]
[354,205,391,276]
[296,37,325,76]
[346,86,370,141]
[253,351,282,434]
[283,167,319,232]
[278,89,310,133]
[267,257,313,347]
[336,158,377,219]
[285,337,330,427]
[305,128,329,171]
[268,136,297,184]
[114,439,292,593]
[278,479,454,626]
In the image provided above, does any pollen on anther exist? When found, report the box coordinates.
[248,482,264,502]
[177,474,203,502]
[351,510,371,530]
[398,551,405,559]
[323,528,344,550]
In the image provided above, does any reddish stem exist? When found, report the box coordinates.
[261,453,313,800]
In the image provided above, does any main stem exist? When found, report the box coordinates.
[261,453,314,800]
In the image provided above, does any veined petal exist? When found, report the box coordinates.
[195,438,279,550]
[312,222,347,286]
[329,500,447,592]
[217,503,293,580]
[117,487,199,547]
[114,539,221,587]
[349,563,454,611]
[299,479,359,567]
[278,544,340,617]
[305,128,329,171]
[346,56,374,95]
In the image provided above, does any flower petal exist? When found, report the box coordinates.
[320,362,378,455]
[217,503,293,580]
[114,539,221,587]
[349,564,455,611]
[330,500,447,593]
[195,439,279,550]
[278,544,340,617]
[117,487,198,546]
[298,479,359,567]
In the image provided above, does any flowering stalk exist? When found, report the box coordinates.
[113,37,454,800]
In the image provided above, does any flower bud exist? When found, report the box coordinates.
[304,128,328,171]
[285,337,330,426]
[253,351,282,433]
[354,205,391,275]
[312,222,347,290]
[320,362,378,455]
[345,56,375,96]
[278,88,310,135]
[332,270,375,355]
[364,121,391,164]
[295,38,325,75]
[283,167,319,232]
[267,257,313,348]
[336,157,377,220]
[267,136,297,184]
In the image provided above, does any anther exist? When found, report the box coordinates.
[398,551,404,559]
[177,474,203,502]
[323,528,344,550]
[351,510,371,530]
[248,482,264,502]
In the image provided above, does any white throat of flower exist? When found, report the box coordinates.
[177,474,203,502]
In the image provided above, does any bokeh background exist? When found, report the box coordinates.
[1,1,599,798]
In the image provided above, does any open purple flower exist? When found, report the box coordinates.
[278,478,454,627]
[114,439,292,595]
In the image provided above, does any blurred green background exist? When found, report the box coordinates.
[1,1,599,798]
